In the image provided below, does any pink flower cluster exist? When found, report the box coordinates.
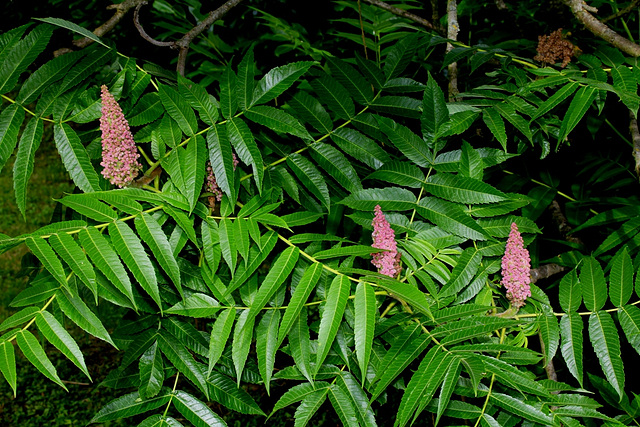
[501,222,531,308]
[99,85,142,187]
[205,153,239,201]
[371,205,401,278]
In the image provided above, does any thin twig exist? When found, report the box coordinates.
[175,0,245,76]
[630,109,640,177]
[563,0,640,56]
[549,199,584,246]
[133,0,245,76]
[357,0,369,60]
[602,0,640,23]
[530,263,567,283]
[362,0,444,33]
[133,1,175,47]
[73,0,147,48]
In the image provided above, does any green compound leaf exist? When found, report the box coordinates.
[16,330,67,390]
[315,275,350,375]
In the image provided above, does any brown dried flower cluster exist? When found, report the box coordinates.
[534,28,574,67]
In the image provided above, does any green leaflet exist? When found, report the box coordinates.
[58,194,118,222]
[438,247,482,299]
[232,309,255,385]
[538,311,559,365]
[382,34,418,81]
[158,83,198,136]
[278,262,322,346]
[236,47,255,111]
[609,246,633,307]
[354,282,376,382]
[138,341,164,399]
[288,307,313,384]
[26,236,68,289]
[490,392,554,425]
[220,62,238,119]
[91,389,172,422]
[315,275,350,375]
[36,17,109,49]
[366,161,425,188]
[108,221,161,311]
[36,310,90,380]
[377,115,433,168]
[163,135,207,213]
[178,74,219,126]
[395,347,450,427]
[0,307,39,332]
[331,127,389,170]
[560,312,584,387]
[0,24,53,95]
[208,124,237,203]
[53,123,101,193]
[424,173,507,204]
[251,61,315,107]
[135,212,183,299]
[158,329,209,398]
[173,390,227,427]
[0,103,25,175]
[370,96,421,119]
[256,310,281,394]
[435,358,461,426]
[416,197,488,241]
[421,73,450,147]
[289,91,333,134]
[336,372,377,427]
[208,308,236,376]
[16,330,67,390]
[340,187,417,211]
[294,388,330,427]
[56,288,116,347]
[78,227,135,307]
[328,384,359,427]
[531,81,579,120]
[166,293,221,317]
[0,340,17,397]
[311,75,355,120]
[246,246,299,322]
[589,311,624,398]
[328,56,373,104]
[580,257,607,312]
[227,117,264,191]
[12,117,43,218]
[558,86,597,144]
[482,107,507,150]
[245,105,312,141]
[310,142,362,193]
[287,153,330,211]
[49,232,96,299]
[207,370,265,415]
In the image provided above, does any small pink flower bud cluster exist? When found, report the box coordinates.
[99,85,142,188]
[501,222,531,308]
[371,205,401,278]
[205,153,239,201]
